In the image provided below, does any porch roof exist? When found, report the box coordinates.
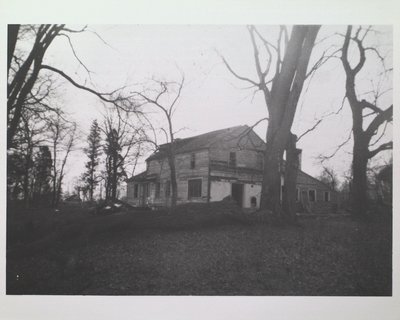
[126,171,157,183]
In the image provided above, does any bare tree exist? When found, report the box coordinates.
[340,25,392,217]
[7,103,51,206]
[222,25,320,221]
[48,112,77,207]
[318,166,339,191]
[7,24,131,149]
[131,76,185,207]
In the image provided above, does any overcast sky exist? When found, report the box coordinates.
[38,25,393,191]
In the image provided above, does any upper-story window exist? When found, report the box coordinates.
[229,151,236,167]
[190,153,196,169]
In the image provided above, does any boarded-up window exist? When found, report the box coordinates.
[308,189,316,202]
[133,184,138,198]
[190,153,196,169]
[324,191,330,202]
[165,180,171,197]
[155,182,160,198]
[229,152,236,167]
[188,179,202,198]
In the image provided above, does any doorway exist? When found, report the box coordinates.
[231,183,244,207]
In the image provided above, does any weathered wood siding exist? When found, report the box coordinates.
[146,149,210,205]
[208,138,264,209]
[296,170,338,214]
[126,127,338,213]
[126,182,149,206]
[209,144,263,170]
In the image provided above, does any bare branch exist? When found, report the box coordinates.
[305,48,341,79]
[318,130,352,162]
[61,25,87,33]
[365,104,392,138]
[252,26,278,52]
[218,51,260,88]
[360,99,383,114]
[370,121,389,147]
[58,33,93,77]
[236,117,269,147]
[247,26,272,104]
[369,141,392,158]
[40,64,121,103]
[169,75,185,117]
[296,118,323,142]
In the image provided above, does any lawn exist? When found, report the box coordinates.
[6,203,392,296]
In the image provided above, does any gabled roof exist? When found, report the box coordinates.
[147,125,265,161]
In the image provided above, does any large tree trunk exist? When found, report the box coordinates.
[52,140,57,207]
[8,24,20,76]
[282,133,299,223]
[351,134,369,217]
[340,25,392,219]
[23,147,33,208]
[168,146,178,207]
[260,118,285,214]
[89,179,94,202]
[111,157,118,201]
[259,26,320,217]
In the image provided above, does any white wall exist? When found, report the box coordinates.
[210,180,262,209]
[243,183,262,208]
[210,181,231,202]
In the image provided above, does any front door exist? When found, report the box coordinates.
[231,183,244,207]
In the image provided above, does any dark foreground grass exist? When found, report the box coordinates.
[6,204,392,296]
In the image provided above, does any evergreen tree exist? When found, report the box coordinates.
[83,120,102,201]
[104,127,126,202]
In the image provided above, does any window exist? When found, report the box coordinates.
[190,153,196,169]
[296,188,300,202]
[324,191,330,202]
[308,189,316,202]
[165,180,171,197]
[155,182,161,198]
[143,183,149,198]
[229,152,236,167]
[188,179,202,198]
[133,184,139,198]
[250,196,257,208]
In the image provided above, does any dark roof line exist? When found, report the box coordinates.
[146,125,261,161]
[297,169,338,192]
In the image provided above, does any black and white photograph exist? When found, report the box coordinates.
[1,0,399,318]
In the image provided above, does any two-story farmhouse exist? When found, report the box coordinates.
[126,125,338,213]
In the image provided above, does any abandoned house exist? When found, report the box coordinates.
[126,125,338,214]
